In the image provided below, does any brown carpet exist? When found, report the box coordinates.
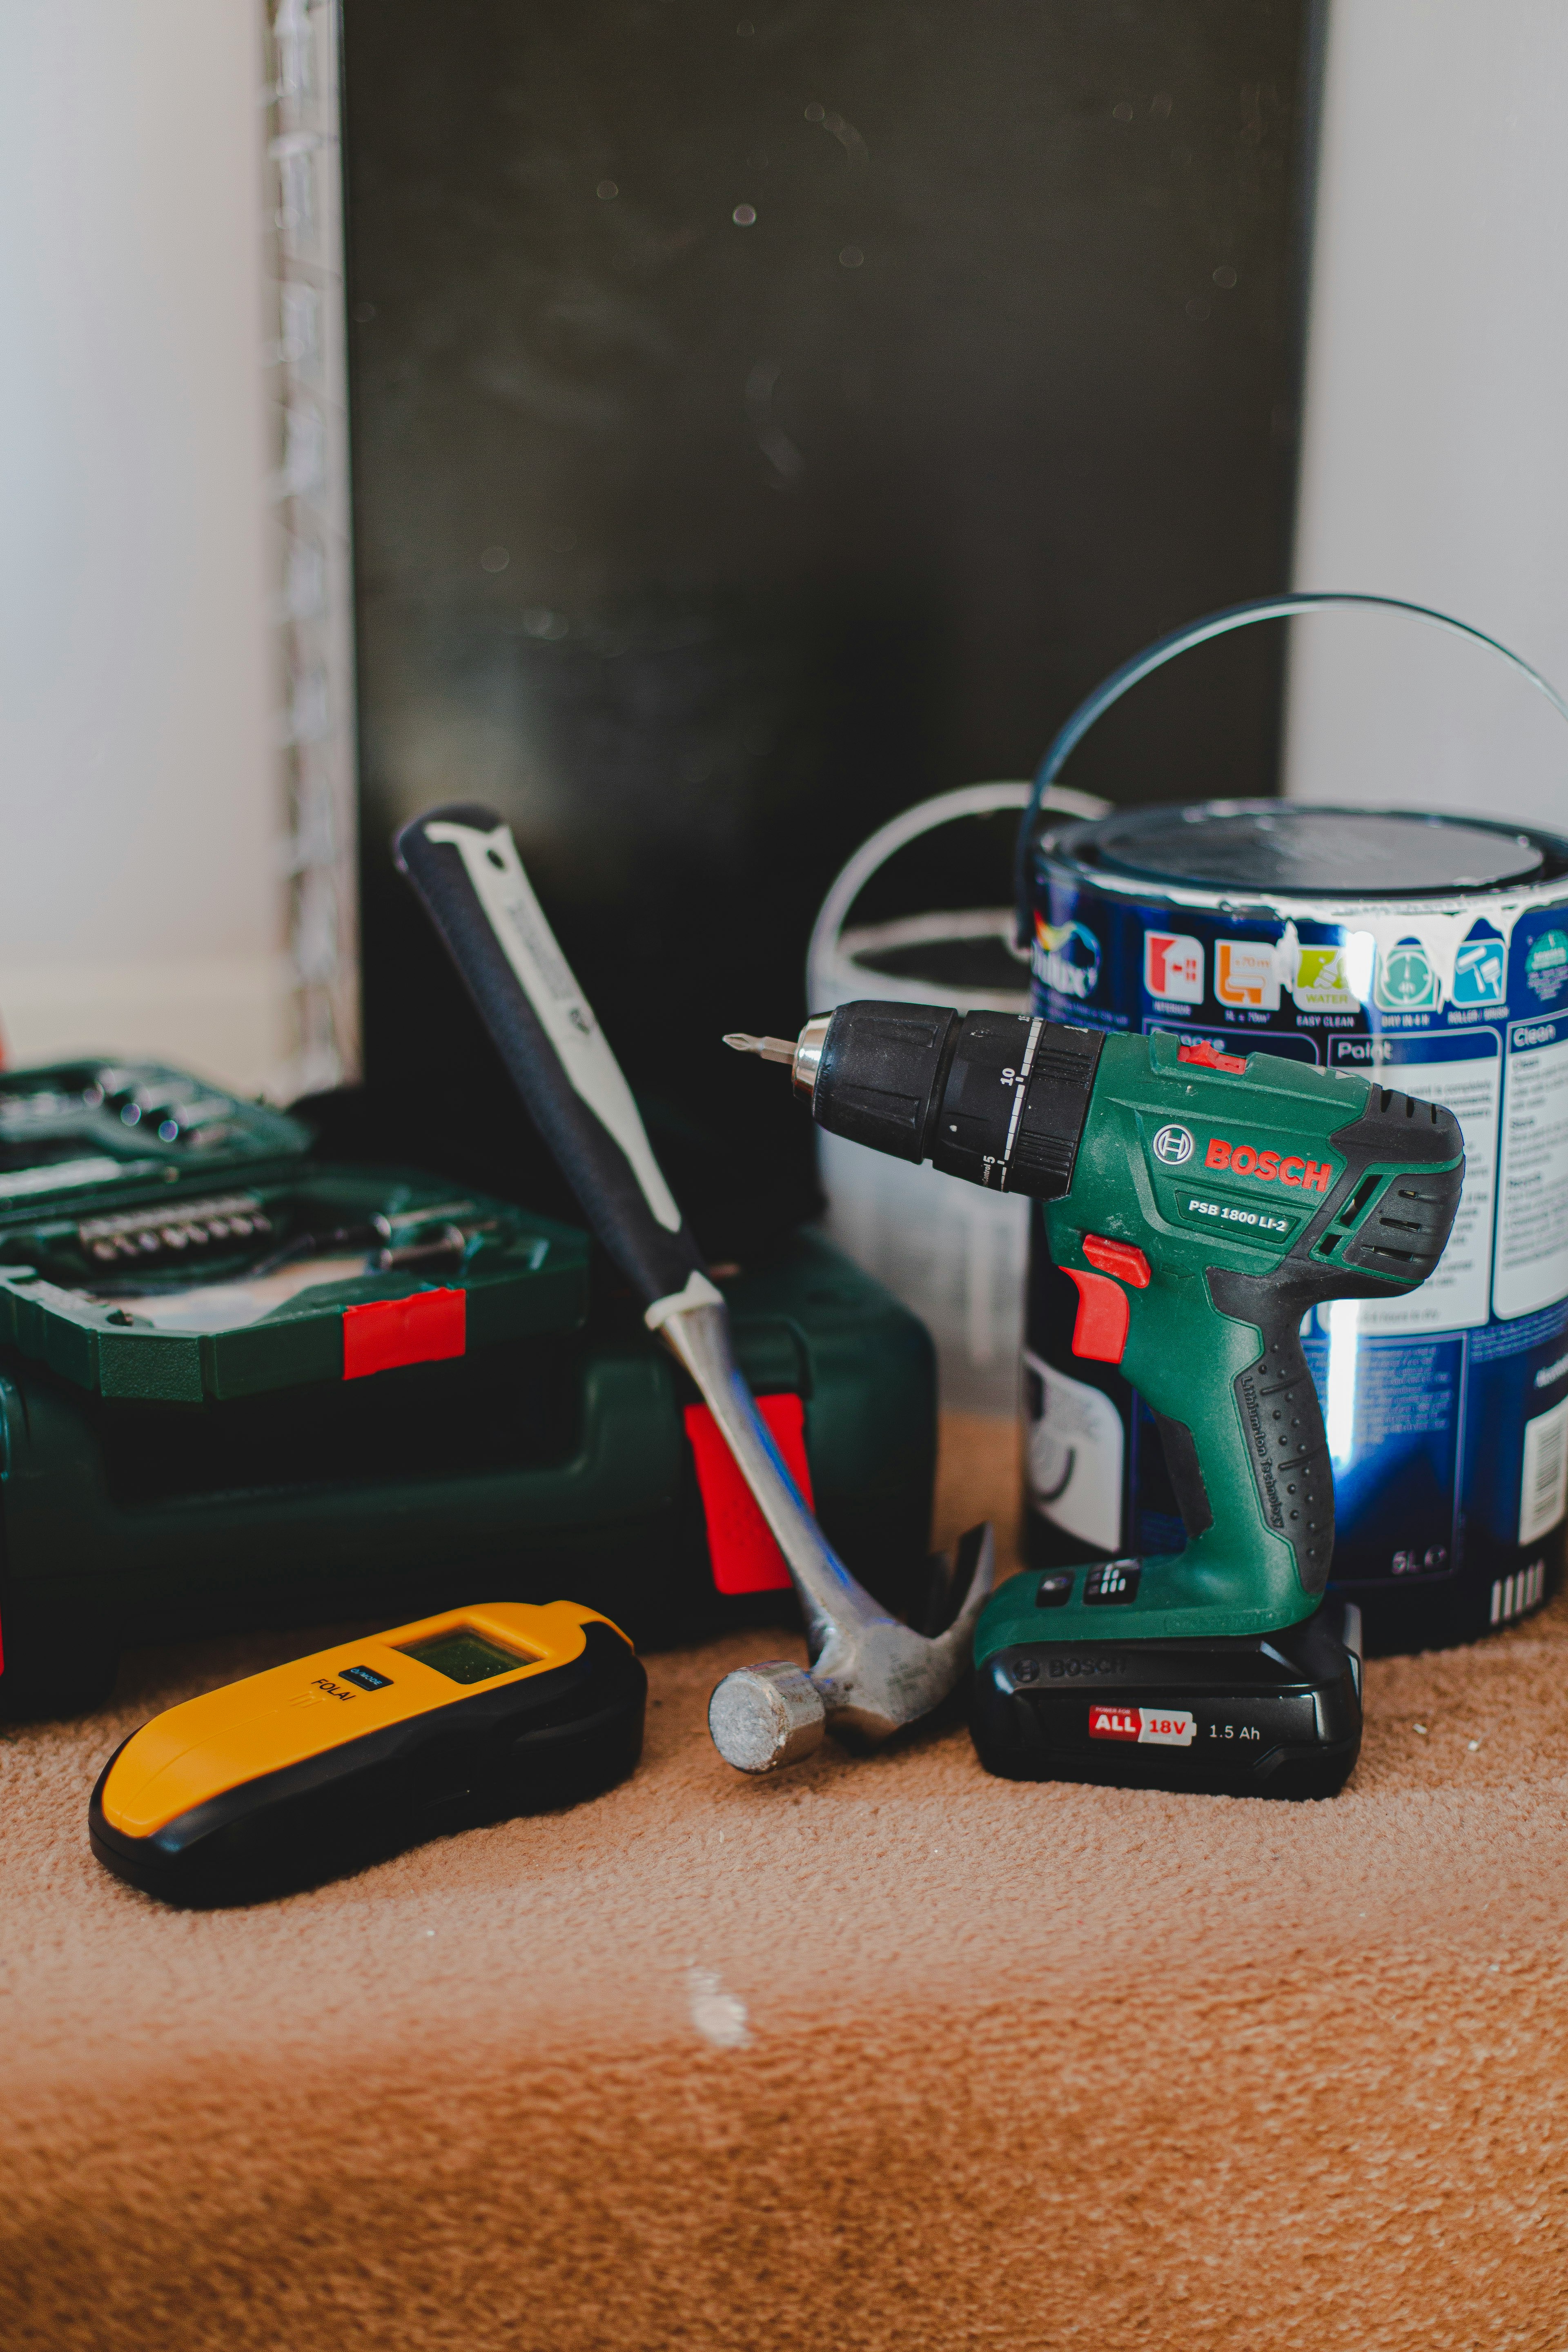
[2,1413,1566,2351]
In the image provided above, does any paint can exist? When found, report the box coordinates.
[1016,594,1568,1651]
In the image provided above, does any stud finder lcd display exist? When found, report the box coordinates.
[396,1628,536,1683]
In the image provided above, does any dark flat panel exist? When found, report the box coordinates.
[343,0,1315,1143]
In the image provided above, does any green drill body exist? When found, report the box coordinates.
[743,1004,1465,1666]
[978,1027,1464,1655]
[729,1002,1465,1791]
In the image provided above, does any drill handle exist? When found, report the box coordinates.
[1218,1278,1337,1599]
[395,805,710,1316]
[1123,1273,1337,1600]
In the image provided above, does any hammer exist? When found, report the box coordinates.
[395,806,993,1773]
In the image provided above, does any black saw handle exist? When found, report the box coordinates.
[394,803,709,1312]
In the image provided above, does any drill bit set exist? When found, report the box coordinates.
[77,1193,278,1267]
[0,1137,566,1396]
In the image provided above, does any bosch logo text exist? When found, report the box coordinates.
[1203,1138,1333,1191]
[1152,1124,1194,1166]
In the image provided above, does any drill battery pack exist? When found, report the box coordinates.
[970,1582,1363,1800]
[0,1060,936,1718]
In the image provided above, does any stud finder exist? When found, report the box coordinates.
[89,1600,646,1902]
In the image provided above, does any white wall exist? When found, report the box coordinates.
[0,0,287,1091]
[1285,0,1568,828]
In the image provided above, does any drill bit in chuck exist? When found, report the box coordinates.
[722,1033,798,1064]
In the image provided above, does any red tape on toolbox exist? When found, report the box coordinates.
[342,1287,466,1379]
[683,1392,813,1596]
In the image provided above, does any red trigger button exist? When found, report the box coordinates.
[1178,1039,1248,1074]
[1064,1270,1130,1363]
[1065,1237,1149,1364]
[1081,1234,1151,1287]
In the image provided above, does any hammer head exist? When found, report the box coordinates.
[708,1661,827,1773]
[708,1523,994,1774]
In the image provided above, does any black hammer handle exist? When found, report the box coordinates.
[394,804,712,1315]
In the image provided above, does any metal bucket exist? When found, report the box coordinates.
[807,780,1104,1413]
[1016,593,1568,1651]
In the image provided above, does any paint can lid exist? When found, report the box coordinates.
[1049,801,1554,897]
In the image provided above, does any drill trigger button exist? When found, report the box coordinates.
[1081,1234,1151,1287]
[1064,1269,1130,1363]
[1178,1039,1248,1074]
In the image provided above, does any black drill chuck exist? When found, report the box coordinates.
[775,1001,1104,1198]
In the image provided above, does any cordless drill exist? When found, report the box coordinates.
[728,1007,1464,1797]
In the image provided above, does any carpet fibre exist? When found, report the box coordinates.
[2,1415,1566,2350]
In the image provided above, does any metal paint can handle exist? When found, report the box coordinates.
[1013,591,1568,944]
[807,779,1107,1016]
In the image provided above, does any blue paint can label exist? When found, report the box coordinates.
[1024,816,1568,1651]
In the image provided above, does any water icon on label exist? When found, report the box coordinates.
[1291,941,1361,1012]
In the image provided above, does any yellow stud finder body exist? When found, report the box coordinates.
[89,1599,646,1904]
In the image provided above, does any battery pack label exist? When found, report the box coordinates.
[1089,1704,1196,1746]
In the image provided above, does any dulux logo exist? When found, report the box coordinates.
[1033,916,1101,1002]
